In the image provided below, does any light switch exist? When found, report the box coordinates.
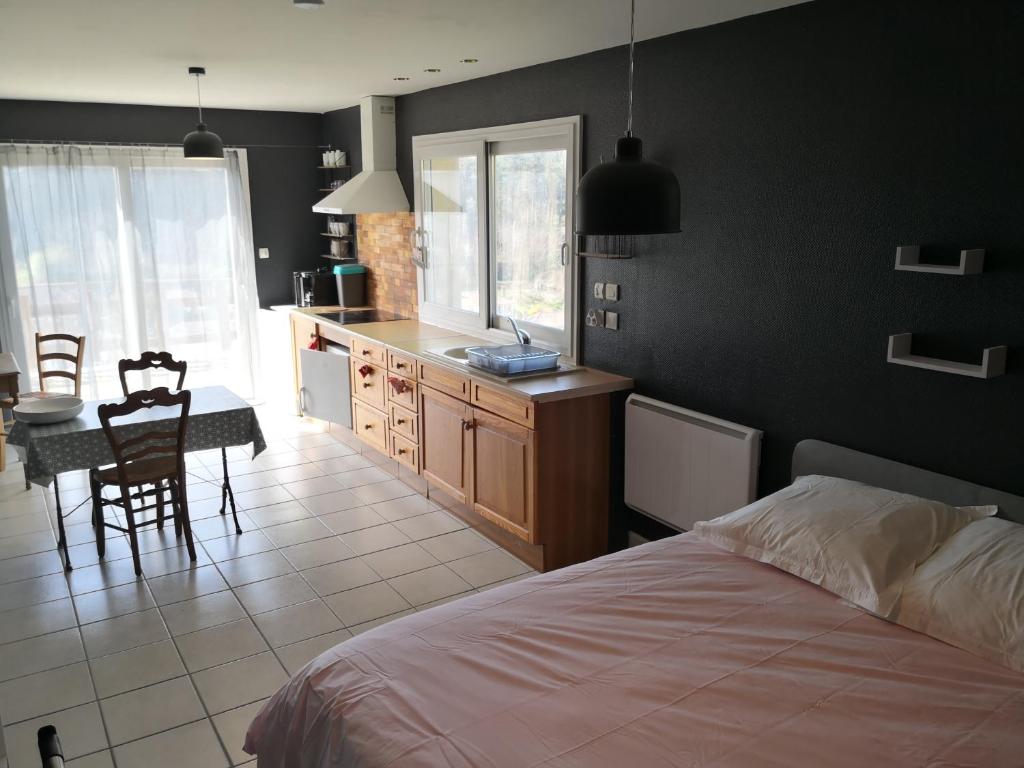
[585,308,605,327]
[605,311,619,330]
[604,283,619,301]
[593,282,605,299]
[258,248,270,260]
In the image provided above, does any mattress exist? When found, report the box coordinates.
[244,534,1024,767]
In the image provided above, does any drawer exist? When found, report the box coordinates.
[470,382,535,428]
[351,358,386,410]
[389,402,418,440]
[388,350,417,380]
[351,338,387,367]
[353,400,388,452]
[390,431,420,473]
[417,361,470,401]
[317,324,352,347]
[385,373,417,412]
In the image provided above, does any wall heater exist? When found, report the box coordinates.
[624,394,762,531]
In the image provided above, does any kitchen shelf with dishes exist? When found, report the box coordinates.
[317,150,355,262]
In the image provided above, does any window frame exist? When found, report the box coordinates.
[412,116,581,360]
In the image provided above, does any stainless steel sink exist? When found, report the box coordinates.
[434,346,471,363]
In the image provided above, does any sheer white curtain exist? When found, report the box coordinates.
[0,144,261,400]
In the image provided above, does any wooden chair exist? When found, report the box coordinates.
[91,387,196,576]
[27,333,86,398]
[116,351,242,535]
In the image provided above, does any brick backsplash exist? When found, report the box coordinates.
[355,212,418,319]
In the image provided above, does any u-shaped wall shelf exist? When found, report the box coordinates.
[887,333,1007,379]
[895,245,985,275]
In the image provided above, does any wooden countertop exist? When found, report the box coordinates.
[279,306,633,404]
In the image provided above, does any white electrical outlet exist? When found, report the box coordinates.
[585,308,605,327]
[593,282,605,299]
[605,282,619,301]
[258,248,270,260]
[605,311,619,330]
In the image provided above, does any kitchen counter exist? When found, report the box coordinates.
[281,306,633,403]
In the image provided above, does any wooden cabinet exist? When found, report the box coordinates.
[389,403,418,440]
[351,339,387,367]
[388,350,417,379]
[385,373,417,412]
[417,361,469,401]
[419,385,472,505]
[353,399,388,452]
[351,358,386,410]
[470,408,535,542]
[390,431,419,472]
[289,313,317,410]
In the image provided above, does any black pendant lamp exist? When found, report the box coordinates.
[575,0,680,236]
[183,67,224,160]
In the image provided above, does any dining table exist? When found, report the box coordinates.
[5,385,267,570]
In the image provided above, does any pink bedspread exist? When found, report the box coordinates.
[245,535,1024,767]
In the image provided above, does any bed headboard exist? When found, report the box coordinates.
[792,440,1024,524]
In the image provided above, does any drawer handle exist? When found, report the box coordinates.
[362,349,372,356]
[397,448,407,455]
[461,418,476,431]
[396,418,406,425]
[363,382,373,389]
[363,423,373,430]
[395,362,406,369]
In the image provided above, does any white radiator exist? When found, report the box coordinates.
[625,394,762,531]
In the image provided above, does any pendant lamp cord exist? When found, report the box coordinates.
[626,0,635,136]
[194,74,204,125]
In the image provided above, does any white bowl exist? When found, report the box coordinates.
[14,396,85,425]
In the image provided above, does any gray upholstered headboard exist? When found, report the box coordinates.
[792,440,1024,525]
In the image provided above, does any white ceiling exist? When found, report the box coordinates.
[0,0,807,114]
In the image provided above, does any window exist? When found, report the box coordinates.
[0,144,261,399]
[412,117,579,356]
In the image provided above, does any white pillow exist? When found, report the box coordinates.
[896,517,1024,672]
[693,475,996,616]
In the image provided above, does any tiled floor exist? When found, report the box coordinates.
[0,407,536,767]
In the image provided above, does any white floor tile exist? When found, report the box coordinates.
[188,512,255,542]
[278,536,356,571]
[234,485,293,511]
[370,494,439,522]
[0,661,95,725]
[136,544,210,578]
[191,651,288,715]
[448,548,533,588]
[147,564,229,606]
[174,618,268,673]
[300,443,356,462]
[0,573,71,614]
[298,489,365,516]
[0,549,64,586]
[317,505,386,534]
[233,573,316,615]
[217,550,295,588]
[417,529,496,563]
[100,676,205,745]
[261,517,332,548]
[0,596,78,644]
[300,558,379,598]
[201,530,276,563]
[160,591,247,636]
[275,630,351,675]
[351,479,418,506]
[282,475,342,500]
[361,543,440,579]
[89,639,186,698]
[211,699,267,766]
[392,510,466,541]
[347,608,416,636]
[0,627,86,682]
[3,702,107,768]
[65,558,142,596]
[339,523,411,556]
[112,718,228,768]
[72,580,156,625]
[66,750,115,768]
[242,500,311,529]
[268,462,325,485]
[388,565,473,606]
[316,455,374,476]
[325,581,411,627]
[253,598,344,648]
[81,607,169,658]
[287,432,339,450]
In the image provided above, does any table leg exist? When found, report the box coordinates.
[220,447,242,535]
[23,462,30,491]
[53,475,73,571]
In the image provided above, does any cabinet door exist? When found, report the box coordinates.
[420,385,472,505]
[290,314,317,410]
[470,408,535,543]
[299,348,352,428]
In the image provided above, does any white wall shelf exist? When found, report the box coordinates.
[894,245,985,275]
[887,333,1007,379]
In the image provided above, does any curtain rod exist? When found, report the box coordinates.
[3,139,334,150]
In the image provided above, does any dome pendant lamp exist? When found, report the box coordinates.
[183,67,224,160]
[575,0,680,236]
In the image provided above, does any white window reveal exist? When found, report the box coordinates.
[412,117,580,358]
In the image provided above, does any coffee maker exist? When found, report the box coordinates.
[293,268,339,307]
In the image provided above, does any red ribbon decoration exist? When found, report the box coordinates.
[357,364,373,379]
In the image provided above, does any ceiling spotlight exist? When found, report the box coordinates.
[459,58,478,64]
[424,68,441,73]
[393,76,410,81]
[293,0,324,8]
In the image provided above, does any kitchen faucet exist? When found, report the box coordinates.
[507,316,531,345]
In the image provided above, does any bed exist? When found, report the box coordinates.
[244,441,1024,767]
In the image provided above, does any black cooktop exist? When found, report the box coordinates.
[314,309,406,325]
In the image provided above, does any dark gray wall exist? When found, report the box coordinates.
[326,0,1024,511]
[0,99,324,307]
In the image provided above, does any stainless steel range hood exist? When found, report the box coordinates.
[313,95,410,215]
